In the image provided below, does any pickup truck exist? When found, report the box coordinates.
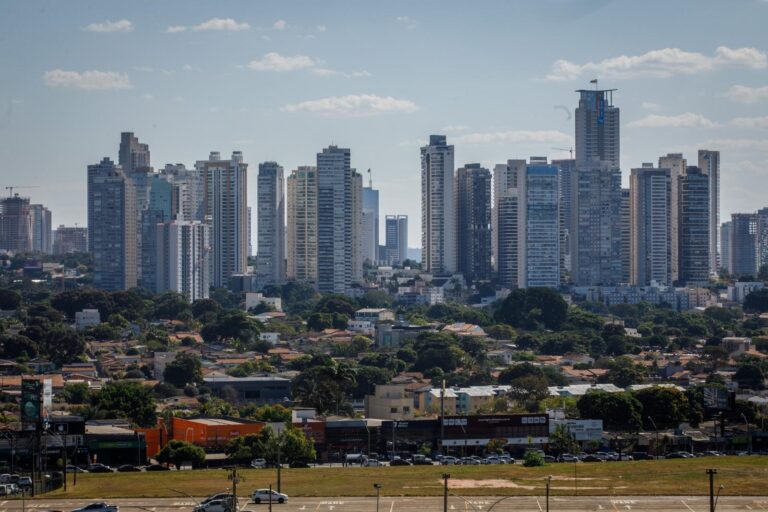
[71,502,119,512]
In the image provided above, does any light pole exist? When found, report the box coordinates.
[442,473,450,512]
[373,483,381,512]
[546,475,552,512]
[647,416,660,459]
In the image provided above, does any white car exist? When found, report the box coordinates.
[71,503,119,512]
[201,494,233,506]
[363,459,382,467]
[252,489,288,504]
[250,458,267,469]
[193,500,229,512]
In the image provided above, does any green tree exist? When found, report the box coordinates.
[733,363,766,389]
[485,324,516,340]
[39,328,85,366]
[0,334,38,359]
[522,450,545,467]
[577,391,642,431]
[307,313,332,331]
[92,381,157,427]
[744,288,768,313]
[264,426,317,464]
[495,288,568,330]
[497,362,545,385]
[549,424,580,456]
[599,356,647,388]
[62,382,90,404]
[633,386,689,429]
[239,404,292,422]
[0,290,21,310]
[485,438,507,455]
[292,361,357,415]
[163,352,203,388]
[411,332,464,372]
[157,440,206,468]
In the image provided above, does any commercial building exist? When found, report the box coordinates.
[196,151,249,288]
[119,132,150,173]
[575,88,620,170]
[730,213,758,278]
[87,157,137,290]
[364,384,414,420]
[203,375,291,404]
[362,181,380,264]
[520,162,562,288]
[421,135,456,274]
[170,416,264,451]
[698,150,720,274]
[384,215,408,266]
[155,220,210,301]
[53,225,88,254]
[0,195,33,253]
[456,164,492,282]
[630,165,671,286]
[316,146,362,294]
[678,166,710,285]
[286,166,318,283]
[257,161,285,284]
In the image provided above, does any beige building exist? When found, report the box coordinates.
[364,384,414,420]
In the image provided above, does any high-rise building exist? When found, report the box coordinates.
[139,173,177,292]
[630,165,671,286]
[698,150,720,274]
[162,163,204,222]
[29,204,52,254]
[362,181,380,264]
[195,151,249,288]
[495,188,521,289]
[519,162,561,288]
[88,157,137,290]
[155,220,210,301]
[257,161,285,285]
[620,188,631,283]
[572,159,622,286]
[385,215,408,266]
[575,89,620,170]
[0,195,33,253]
[757,207,768,271]
[119,132,150,173]
[658,153,687,282]
[720,221,732,274]
[678,166,710,285]
[316,146,362,294]
[456,163,492,282]
[286,166,318,283]
[729,213,758,278]
[421,135,456,274]
[247,206,253,258]
[493,160,525,274]
[53,225,88,254]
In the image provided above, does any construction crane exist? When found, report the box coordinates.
[5,185,39,197]
[552,147,574,159]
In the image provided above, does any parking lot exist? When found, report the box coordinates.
[2,496,768,512]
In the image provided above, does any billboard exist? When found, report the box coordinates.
[703,386,730,410]
[21,379,42,429]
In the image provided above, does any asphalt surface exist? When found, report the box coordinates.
[3,496,768,512]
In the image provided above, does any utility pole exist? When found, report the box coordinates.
[546,475,552,512]
[440,380,446,455]
[227,466,241,512]
[442,473,450,512]
[373,483,381,512]
[707,469,717,512]
[268,484,273,512]
[276,434,282,493]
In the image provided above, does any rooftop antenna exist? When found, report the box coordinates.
[590,78,598,90]
[367,168,372,188]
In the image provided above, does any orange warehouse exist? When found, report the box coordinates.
[171,417,265,450]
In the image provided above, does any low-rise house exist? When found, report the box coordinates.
[364,384,414,420]
[75,309,100,330]
[355,308,395,323]
[245,292,283,312]
[442,323,486,337]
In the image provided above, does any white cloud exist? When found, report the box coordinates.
[166,25,187,33]
[441,124,470,132]
[182,64,200,72]
[191,18,250,31]
[312,68,371,78]
[83,19,134,33]
[317,25,327,32]
[42,69,132,90]
[545,46,767,81]
[453,130,572,145]
[729,116,768,128]
[141,93,154,100]
[396,16,417,29]
[273,19,286,30]
[245,52,316,71]
[281,94,419,117]
[641,101,661,111]
[627,112,718,128]
[724,84,768,104]
[700,138,768,152]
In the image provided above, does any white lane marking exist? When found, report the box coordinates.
[389,500,394,512]
[536,498,543,512]
[682,500,697,512]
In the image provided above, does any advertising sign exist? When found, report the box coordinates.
[21,379,42,429]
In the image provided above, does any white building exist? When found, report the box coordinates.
[421,135,456,275]
[245,292,283,312]
[728,281,764,303]
[75,309,101,330]
[286,166,318,284]
[520,162,562,288]
[698,150,720,274]
[257,162,285,284]
[630,165,672,286]
[155,220,210,302]
[154,351,177,380]
[259,332,280,344]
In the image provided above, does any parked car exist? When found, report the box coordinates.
[252,489,288,504]
[144,464,170,472]
[666,452,695,459]
[250,458,267,469]
[0,484,17,496]
[460,457,480,465]
[363,459,382,467]
[201,494,233,506]
[193,500,229,512]
[484,456,503,465]
[581,455,604,462]
[412,457,434,466]
[17,477,32,490]
[543,456,557,463]
[66,465,88,473]
[499,455,515,464]
[389,458,412,466]
[558,454,579,463]
[440,456,458,465]
[86,464,113,473]
[117,465,141,472]
[71,503,119,512]
[631,452,654,460]
[289,461,311,468]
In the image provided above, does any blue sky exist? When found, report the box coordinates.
[1,0,767,248]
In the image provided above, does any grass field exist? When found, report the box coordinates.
[43,457,768,499]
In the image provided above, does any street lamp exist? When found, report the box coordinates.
[373,483,381,512]
[442,474,450,512]
[546,475,553,512]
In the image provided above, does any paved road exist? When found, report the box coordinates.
[2,496,768,512]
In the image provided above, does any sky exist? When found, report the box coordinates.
[1,0,767,249]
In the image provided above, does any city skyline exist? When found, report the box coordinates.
[1,0,767,248]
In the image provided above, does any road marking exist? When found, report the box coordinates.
[746,506,752,510]
[536,498,543,512]
[313,503,321,512]
[682,500,697,512]
[390,500,395,512]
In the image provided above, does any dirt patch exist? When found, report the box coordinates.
[445,479,536,490]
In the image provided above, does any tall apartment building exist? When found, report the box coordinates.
[155,220,210,302]
[729,213,758,278]
[286,166,318,283]
[658,153,687,282]
[257,161,285,285]
[757,207,768,271]
[139,173,177,292]
[362,183,380,264]
[421,135,456,274]
[721,221,732,274]
[456,163,492,282]
[29,204,52,254]
[88,157,137,290]
[519,163,561,288]
[53,225,88,254]
[119,132,150,173]
[575,89,620,170]
[620,188,631,284]
[678,166,710,285]
[492,159,525,274]
[385,215,408,266]
[162,163,204,222]
[0,195,33,253]
[316,146,362,294]
[495,188,521,289]
[630,165,671,286]
[195,151,248,288]
[698,150,720,274]
[571,158,622,286]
